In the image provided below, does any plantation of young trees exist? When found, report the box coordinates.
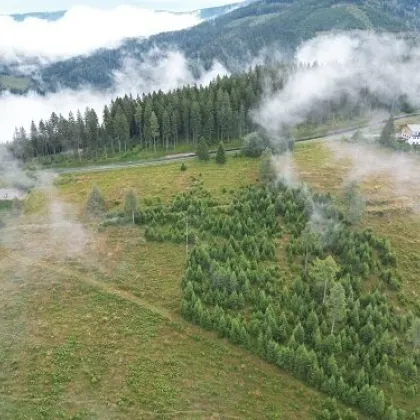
[97,172,419,419]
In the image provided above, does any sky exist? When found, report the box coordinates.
[2,0,238,14]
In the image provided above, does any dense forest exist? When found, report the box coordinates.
[9,64,413,163]
[90,163,420,420]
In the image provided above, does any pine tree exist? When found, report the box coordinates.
[114,107,129,153]
[134,103,143,145]
[310,256,340,305]
[86,185,106,216]
[327,282,347,335]
[124,190,137,224]
[171,110,180,149]
[378,116,396,148]
[190,101,202,145]
[292,322,305,344]
[343,182,366,225]
[162,109,171,149]
[150,111,160,152]
[215,141,226,164]
[196,137,210,161]
[408,317,420,352]
[259,148,277,185]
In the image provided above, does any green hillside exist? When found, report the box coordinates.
[37,0,412,91]
[2,139,420,418]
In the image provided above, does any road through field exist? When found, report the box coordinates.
[53,112,420,175]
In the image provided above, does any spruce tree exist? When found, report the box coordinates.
[327,282,347,335]
[124,189,137,224]
[378,116,396,148]
[86,185,106,216]
[215,141,226,164]
[259,148,277,185]
[408,317,420,352]
[150,111,160,152]
[196,137,210,161]
[343,182,366,225]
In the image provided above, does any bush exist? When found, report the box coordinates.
[180,162,187,171]
[242,132,269,157]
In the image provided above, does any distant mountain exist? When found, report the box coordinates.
[7,3,244,22]
[2,0,419,93]
[10,10,66,21]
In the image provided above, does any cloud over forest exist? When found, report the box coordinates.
[0,51,228,142]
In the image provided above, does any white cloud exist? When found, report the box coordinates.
[253,32,420,137]
[0,5,201,63]
[0,51,229,143]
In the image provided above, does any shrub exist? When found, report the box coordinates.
[180,162,187,171]
[241,132,269,157]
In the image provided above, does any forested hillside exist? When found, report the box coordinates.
[9,64,412,163]
[4,0,417,92]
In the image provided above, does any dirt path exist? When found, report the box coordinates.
[1,249,175,323]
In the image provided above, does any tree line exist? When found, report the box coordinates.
[9,62,414,163]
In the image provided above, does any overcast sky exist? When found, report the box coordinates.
[2,0,238,14]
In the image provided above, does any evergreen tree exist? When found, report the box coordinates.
[378,116,396,148]
[215,141,226,164]
[190,101,202,145]
[408,317,420,352]
[86,185,106,216]
[343,182,366,225]
[259,148,277,185]
[327,282,347,335]
[299,227,323,274]
[134,103,143,145]
[310,256,340,305]
[196,137,210,161]
[150,111,160,152]
[162,109,171,149]
[114,107,129,153]
[124,189,138,224]
[171,109,180,149]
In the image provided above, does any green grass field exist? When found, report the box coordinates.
[0,154,326,420]
[1,141,419,418]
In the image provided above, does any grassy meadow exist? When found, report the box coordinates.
[1,141,420,418]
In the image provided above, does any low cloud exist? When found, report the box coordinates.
[0,51,229,143]
[0,5,201,64]
[253,32,420,138]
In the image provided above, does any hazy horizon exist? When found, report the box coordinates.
[2,0,240,14]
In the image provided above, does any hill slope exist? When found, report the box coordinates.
[2,0,418,93]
